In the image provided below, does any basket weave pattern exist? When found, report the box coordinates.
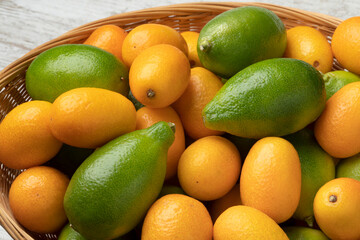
[0,2,342,240]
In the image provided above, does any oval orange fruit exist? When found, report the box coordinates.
[50,87,136,148]
[0,101,62,169]
[240,137,301,223]
[213,205,289,240]
[314,81,360,158]
[172,67,224,139]
[136,106,185,179]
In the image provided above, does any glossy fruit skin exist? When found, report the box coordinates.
[323,70,360,100]
[172,67,223,139]
[122,23,188,67]
[84,24,128,61]
[285,129,335,226]
[314,81,360,158]
[26,44,129,102]
[180,31,203,67]
[141,194,213,240]
[0,101,62,169]
[283,227,329,240]
[129,44,190,108]
[59,224,86,240]
[9,166,69,233]
[197,6,286,78]
[240,137,301,223]
[313,178,360,240]
[50,87,136,149]
[203,58,326,139]
[178,136,241,201]
[331,16,360,75]
[336,153,360,181]
[284,26,333,74]
[64,122,174,240]
[213,205,289,240]
[136,106,185,179]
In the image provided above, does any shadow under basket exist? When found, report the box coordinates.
[0,2,343,240]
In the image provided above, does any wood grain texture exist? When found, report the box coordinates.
[0,0,359,71]
[0,1,359,239]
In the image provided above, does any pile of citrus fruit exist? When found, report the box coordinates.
[1,5,360,240]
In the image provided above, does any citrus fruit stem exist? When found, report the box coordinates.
[199,39,211,52]
[147,89,156,98]
[329,195,337,203]
[167,122,176,133]
[304,215,314,227]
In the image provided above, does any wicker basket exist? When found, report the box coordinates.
[0,2,343,240]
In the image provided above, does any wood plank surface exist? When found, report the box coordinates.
[1,0,359,71]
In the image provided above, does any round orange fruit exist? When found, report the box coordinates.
[240,137,301,223]
[0,101,62,169]
[284,26,333,73]
[313,177,360,240]
[136,106,185,179]
[9,166,69,233]
[331,16,360,75]
[129,44,190,108]
[213,205,289,240]
[178,136,241,201]
[84,24,128,61]
[314,81,360,158]
[141,194,213,240]
[172,67,224,139]
[180,31,203,67]
[122,23,188,67]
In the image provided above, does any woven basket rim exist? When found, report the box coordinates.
[0,2,342,86]
[0,2,343,240]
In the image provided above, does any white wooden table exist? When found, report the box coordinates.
[0,0,358,239]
